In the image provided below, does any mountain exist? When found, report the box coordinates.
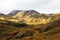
[23,10,40,16]
[0,10,53,18]
[9,10,43,18]
[0,10,59,24]
[8,10,40,16]
[8,10,54,18]
[0,10,55,24]
[0,13,5,16]
[8,10,23,16]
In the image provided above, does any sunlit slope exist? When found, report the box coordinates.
[10,10,52,24]
[0,17,60,40]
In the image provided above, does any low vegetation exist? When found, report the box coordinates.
[0,14,60,40]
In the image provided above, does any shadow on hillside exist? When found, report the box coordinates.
[0,18,60,40]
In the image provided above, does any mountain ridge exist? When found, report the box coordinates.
[0,10,60,24]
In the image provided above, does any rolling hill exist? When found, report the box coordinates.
[0,15,60,40]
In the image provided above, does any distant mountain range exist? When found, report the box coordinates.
[0,10,54,18]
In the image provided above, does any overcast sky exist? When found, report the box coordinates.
[0,0,60,14]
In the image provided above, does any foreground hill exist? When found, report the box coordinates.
[0,15,60,40]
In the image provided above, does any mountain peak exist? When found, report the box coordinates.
[7,10,40,17]
[0,13,7,16]
[23,10,40,16]
[8,10,23,16]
